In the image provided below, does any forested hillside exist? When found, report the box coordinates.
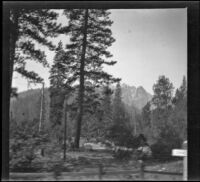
[10,83,152,134]
[10,88,50,127]
[10,76,186,146]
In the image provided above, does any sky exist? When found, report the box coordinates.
[12,9,187,95]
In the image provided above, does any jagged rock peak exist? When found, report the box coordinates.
[135,86,147,96]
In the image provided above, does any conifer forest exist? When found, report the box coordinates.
[8,8,187,181]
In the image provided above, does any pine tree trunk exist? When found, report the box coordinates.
[74,9,89,149]
[63,96,67,160]
[9,9,19,91]
[39,82,44,132]
[2,7,10,180]
[134,109,137,135]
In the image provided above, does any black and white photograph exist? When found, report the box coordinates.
[2,1,200,181]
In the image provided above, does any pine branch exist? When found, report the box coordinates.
[15,67,43,82]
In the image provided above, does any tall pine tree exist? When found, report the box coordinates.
[49,41,72,143]
[92,84,114,140]
[112,83,123,123]
[101,85,113,134]
[63,9,120,148]
[151,75,175,139]
[9,9,67,92]
[169,75,187,140]
[107,83,133,147]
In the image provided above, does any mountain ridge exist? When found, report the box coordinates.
[120,83,152,110]
[14,83,153,110]
[10,83,152,130]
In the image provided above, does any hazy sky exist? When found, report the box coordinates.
[12,9,187,95]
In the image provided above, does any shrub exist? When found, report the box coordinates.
[106,123,141,149]
[9,119,49,172]
[113,148,132,160]
[151,126,182,161]
[151,141,171,161]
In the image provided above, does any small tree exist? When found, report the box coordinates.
[152,75,174,109]
[170,75,187,140]
[172,76,187,106]
[151,75,174,130]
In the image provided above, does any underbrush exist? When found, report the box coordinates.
[150,128,182,162]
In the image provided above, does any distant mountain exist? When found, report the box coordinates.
[121,83,136,106]
[121,84,152,110]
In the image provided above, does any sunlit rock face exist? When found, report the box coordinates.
[121,83,137,106]
[133,86,152,110]
[121,84,152,110]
